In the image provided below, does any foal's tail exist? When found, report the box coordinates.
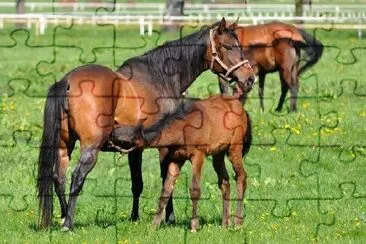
[297,28,324,75]
[242,111,252,157]
[37,77,68,228]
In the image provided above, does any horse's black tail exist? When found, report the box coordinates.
[37,77,68,229]
[242,111,252,157]
[297,28,324,75]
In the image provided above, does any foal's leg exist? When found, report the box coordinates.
[227,147,247,226]
[62,146,99,230]
[212,152,231,227]
[258,74,266,112]
[152,161,182,227]
[128,149,143,221]
[54,138,75,225]
[190,153,204,232]
[159,148,176,224]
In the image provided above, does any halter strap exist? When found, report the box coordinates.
[209,28,253,80]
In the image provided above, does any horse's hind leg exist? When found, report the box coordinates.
[159,148,176,224]
[276,71,290,112]
[62,146,99,230]
[128,149,144,221]
[289,62,300,112]
[212,152,231,227]
[54,138,75,225]
[227,147,247,226]
[258,74,266,112]
[152,160,182,227]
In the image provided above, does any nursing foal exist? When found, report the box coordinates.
[112,94,252,231]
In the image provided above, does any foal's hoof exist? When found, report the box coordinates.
[152,215,164,227]
[222,218,231,228]
[234,216,243,226]
[190,218,200,232]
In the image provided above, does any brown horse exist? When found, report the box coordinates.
[36,18,256,230]
[112,94,252,231]
[219,21,324,112]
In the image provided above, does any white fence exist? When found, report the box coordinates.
[1,2,366,18]
[1,13,365,36]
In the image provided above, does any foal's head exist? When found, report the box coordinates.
[112,119,147,149]
[208,18,256,93]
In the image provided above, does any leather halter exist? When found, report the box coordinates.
[209,27,252,81]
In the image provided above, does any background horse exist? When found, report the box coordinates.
[219,21,324,112]
[112,94,252,232]
[37,18,256,230]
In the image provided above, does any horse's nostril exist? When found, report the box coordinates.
[248,76,255,85]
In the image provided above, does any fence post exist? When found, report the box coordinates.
[139,17,145,36]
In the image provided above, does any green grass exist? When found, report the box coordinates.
[0,24,365,243]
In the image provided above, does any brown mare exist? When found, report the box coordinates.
[112,94,252,231]
[219,21,324,112]
[36,18,256,230]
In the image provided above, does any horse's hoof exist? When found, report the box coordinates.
[130,213,139,222]
[191,218,199,232]
[165,213,176,225]
[61,226,70,232]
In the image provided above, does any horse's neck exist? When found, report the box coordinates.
[117,33,209,95]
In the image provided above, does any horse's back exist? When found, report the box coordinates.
[237,22,304,46]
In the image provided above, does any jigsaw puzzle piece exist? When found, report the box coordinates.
[317,183,366,242]
[0,29,54,97]
[0,196,51,242]
[319,80,366,147]
[238,198,334,242]
[0,88,45,148]
[246,129,317,217]
[300,147,366,198]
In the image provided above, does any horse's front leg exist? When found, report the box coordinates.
[62,146,99,230]
[128,149,144,221]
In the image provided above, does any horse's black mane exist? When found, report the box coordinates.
[143,98,198,142]
[118,26,211,95]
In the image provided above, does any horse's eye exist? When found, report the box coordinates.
[223,45,232,51]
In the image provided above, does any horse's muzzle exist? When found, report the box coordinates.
[240,75,256,93]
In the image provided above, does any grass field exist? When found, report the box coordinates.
[0,23,365,243]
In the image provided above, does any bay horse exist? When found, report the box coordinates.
[112,94,252,231]
[219,21,324,112]
[36,18,256,230]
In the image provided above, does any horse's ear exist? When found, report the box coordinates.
[229,18,239,30]
[218,17,226,34]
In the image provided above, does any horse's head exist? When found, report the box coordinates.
[111,119,146,150]
[208,18,256,93]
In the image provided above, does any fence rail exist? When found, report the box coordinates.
[1,13,365,36]
[2,2,366,18]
